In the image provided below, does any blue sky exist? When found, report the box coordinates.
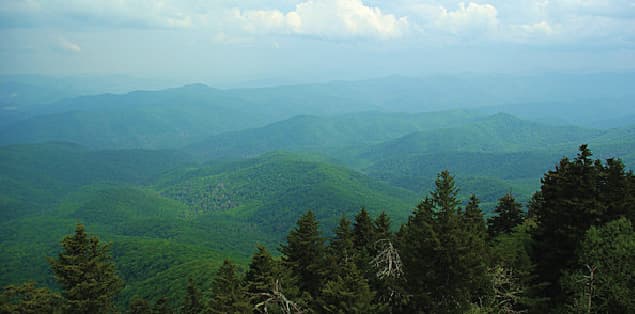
[1,0,634,85]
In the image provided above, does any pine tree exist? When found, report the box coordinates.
[353,208,376,250]
[601,158,635,223]
[374,211,391,242]
[353,208,376,282]
[181,278,204,314]
[280,210,326,299]
[318,260,376,313]
[532,145,608,303]
[333,216,355,258]
[399,171,490,313]
[461,194,491,297]
[397,197,439,312]
[246,245,276,296]
[208,260,250,314]
[245,245,278,310]
[488,192,524,238]
[48,223,123,314]
[246,245,305,313]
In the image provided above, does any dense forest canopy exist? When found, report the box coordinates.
[2,145,633,313]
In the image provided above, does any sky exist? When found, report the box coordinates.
[1,0,634,85]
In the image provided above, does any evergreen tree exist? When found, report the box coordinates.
[465,194,487,236]
[0,282,62,314]
[48,223,123,314]
[461,194,491,298]
[489,220,538,312]
[531,145,628,304]
[128,297,151,314]
[397,197,439,312]
[399,171,490,313]
[208,260,250,314]
[280,210,326,299]
[318,260,376,313]
[353,208,376,282]
[374,211,391,241]
[245,245,276,299]
[329,216,355,265]
[181,278,204,314]
[527,191,544,219]
[353,208,375,250]
[601,158,635,223]
[562,218,635,313]
[246,245,304,313]
[488,192,524,238]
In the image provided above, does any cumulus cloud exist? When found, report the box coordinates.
[232,0,409,39]
[58,37,81,53]
[435,2,499,34]
[1,0,633,46]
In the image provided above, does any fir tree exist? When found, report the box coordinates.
[318,260,376,313]
[280,210,326,299]
[181,278,204,314]
[488,192,524,238]
[397,197,439,312]
[48,223,123,314]
[353,208,375,251]
[374,211,391,242]
[399,171,490,313]
[208,260,250,314]
[353,208,376,283]
[532,145,609,303]
[461,194,491,298]
[245,245,279,311]
[329,216,354,264]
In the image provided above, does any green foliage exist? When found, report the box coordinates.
[128,297,152,314]
[0,282,62,314]
[531,145,635,303]
[280,211,326,299]
[562,218,635,313]
[488,193,525,238]
[48,223,123,314]
[318,260,376,313]
[159,152,416,232]
[208,260,250,314]
[329,216,355,265]
[181,278,204,314]
[398,171,491,313]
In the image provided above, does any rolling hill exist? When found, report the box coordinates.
[158,152,418,232]
[186,110,480,161]
[361,113,605,161]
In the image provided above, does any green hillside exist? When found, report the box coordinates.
[0,85,272,149]
[0,143,192,220]
[159,152,418,232]
[362,113,604,161]
[187,110,480,161]
[0,185,252,307]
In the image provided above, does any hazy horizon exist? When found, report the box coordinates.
[1,0,634,87]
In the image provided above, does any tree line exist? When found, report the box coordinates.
[1,145,634,313]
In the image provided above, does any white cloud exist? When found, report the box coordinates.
[406,1,500,42]
[232,0,409,40]
[58,37,81,53]
[435,2,499,34]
